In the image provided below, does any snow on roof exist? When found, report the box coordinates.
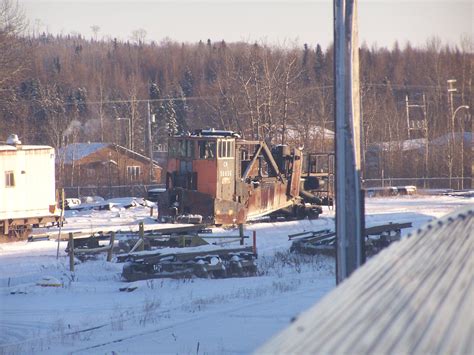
[56,143,109,163]
[0,145,53,152]
[369,132,473,153]
[431,131,473,146]
[116,145,160,165]
[0,145,16,151]
[285,126,335,140]
[370,137,428,152]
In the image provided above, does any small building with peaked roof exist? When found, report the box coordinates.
[56,143,162,192]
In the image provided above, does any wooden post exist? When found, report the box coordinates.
[252,230,257,255]
[107,232,115,262]
[69,233,74,272]
[138,222,145,251]
[239,224,244,245]
[56,188,65,260]
[150,207,154,217]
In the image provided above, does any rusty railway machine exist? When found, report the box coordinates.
[163,129,323,224]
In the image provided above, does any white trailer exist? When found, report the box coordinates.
[0,139,60,239]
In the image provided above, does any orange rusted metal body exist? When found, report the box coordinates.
[164,130,304,224]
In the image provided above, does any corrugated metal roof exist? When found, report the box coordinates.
[257,206,473,354]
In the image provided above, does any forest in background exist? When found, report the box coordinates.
[0,0,472,184]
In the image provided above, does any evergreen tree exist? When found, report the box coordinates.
[164,97,178,135]
[173,87,189,133]
[180,67,194,97]
[314,43,325,82]
[301,43,311,85]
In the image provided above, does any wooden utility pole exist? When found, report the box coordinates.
[334,0,364,284]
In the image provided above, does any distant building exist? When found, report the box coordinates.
[364,132,472,188]
[56,143,162,190]
[152,140,169,168]
[281,125,334,152]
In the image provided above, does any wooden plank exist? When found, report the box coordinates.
[257,206,473,354]
[364,222,412,235]
[73,244,113,254]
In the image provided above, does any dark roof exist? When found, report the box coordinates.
[258,206,473,354]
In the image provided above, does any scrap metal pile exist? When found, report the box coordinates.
[63,223,258,281]
[289,222,412,257]
[120,246,257,281]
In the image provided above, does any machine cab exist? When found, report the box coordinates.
[166,130,238,219]
[164,129,307,224]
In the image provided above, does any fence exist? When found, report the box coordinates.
[61,177,472,200]
[61,184,165,199]
[363,177,472,190]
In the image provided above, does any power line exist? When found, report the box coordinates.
[55,82,463,106]
[69,95,218,106]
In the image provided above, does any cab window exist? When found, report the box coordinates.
[170,139,194,158]
[218,140,234,158]
[169,140,179,157]
[198,140,216,159]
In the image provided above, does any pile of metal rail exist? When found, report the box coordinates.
[289,222,412,257]
[120,246,257,281]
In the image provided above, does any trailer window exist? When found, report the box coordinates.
[127,166,141,180]
[5,171,15,187]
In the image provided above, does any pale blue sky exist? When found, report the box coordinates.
[21,1,472,49]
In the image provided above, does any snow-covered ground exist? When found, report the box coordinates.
[0,195,471,354]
